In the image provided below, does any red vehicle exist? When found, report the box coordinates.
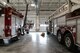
[47,0,80,50]
[0,1,23,44]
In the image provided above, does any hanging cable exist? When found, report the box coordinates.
[23,0,29,27]
[7,0,10,3]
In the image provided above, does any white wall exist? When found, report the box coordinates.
[20,11,48,32]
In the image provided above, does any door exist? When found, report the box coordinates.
[0,16,4,38]
[11,15,16,37]
[52,19,54,34]
[53,19,58,35]
[49,21,52,32]
[57,16,66,26]
[77,18,80,44]
[67,19,76,25]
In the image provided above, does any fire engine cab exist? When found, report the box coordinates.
[0,1,23,44]
[47,0,80,50]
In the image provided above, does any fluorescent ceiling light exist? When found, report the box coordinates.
[40,24,49,27]
[2,1,6,5]
[1,14,4,16]
[31,4,36,7]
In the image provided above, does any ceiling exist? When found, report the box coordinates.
[1,0,67,18]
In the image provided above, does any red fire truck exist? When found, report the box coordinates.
[0,1,23,44]
[47,0,80,50]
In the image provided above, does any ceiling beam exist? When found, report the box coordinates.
[9,2,26,4]
[41,2,65,4]
[39,10,55,11]
[17,9,55,11]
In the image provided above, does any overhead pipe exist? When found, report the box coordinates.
[33,0,41,31]
[33,0,41,15]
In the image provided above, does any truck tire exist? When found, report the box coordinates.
[57,31,63,43]
[64,33,74,50]
[47,31,50,35]
[27,31,29,34]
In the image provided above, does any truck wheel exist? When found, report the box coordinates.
[65,33,74,50]
[47,31,50,35]
[57,31,62,43]
[27,31,29,34]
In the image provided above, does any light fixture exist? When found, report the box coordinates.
[2,1,6,5]
[54,24,57,27]
[31,4,36,7]
[1,14,4,16]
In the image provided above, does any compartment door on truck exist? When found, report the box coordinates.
[11,15,16,37]
[52,19,54,34]
[77,18,80,44]
[57,16,66,26]
[0,16,4,38]
[67,19,76,26]
[16,17,20,29]
[53,19,57,35]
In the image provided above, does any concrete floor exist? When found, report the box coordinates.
[0,32,79,53]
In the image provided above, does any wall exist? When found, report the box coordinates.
[20,11,48,32]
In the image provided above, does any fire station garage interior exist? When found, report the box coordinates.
[0,0,80,53]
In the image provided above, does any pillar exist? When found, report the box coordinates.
[35,15,40,32]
